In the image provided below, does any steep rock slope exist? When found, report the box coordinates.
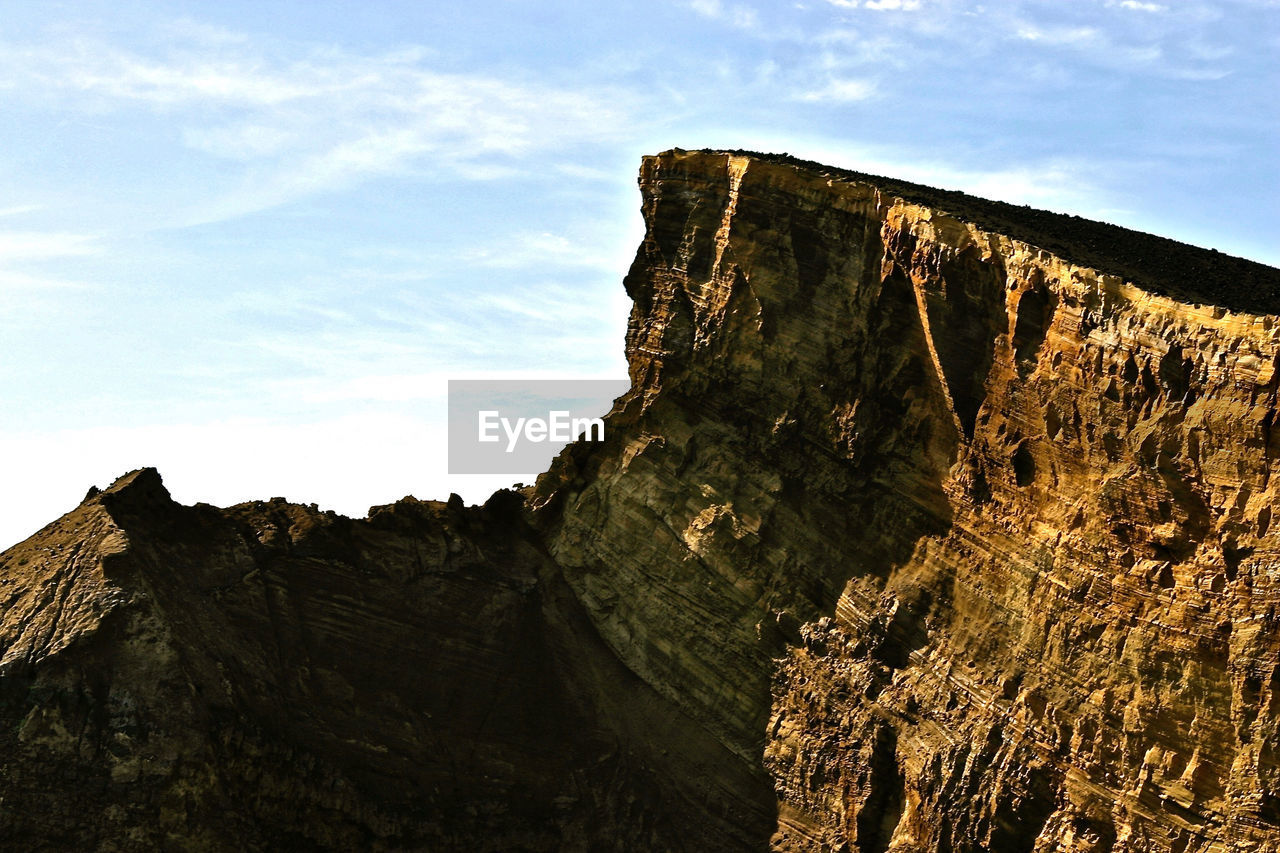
[535,150,1280,852]
[4,149,1280,851]
[0,471,768,850]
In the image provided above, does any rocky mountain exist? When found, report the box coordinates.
[4,149,1280,851]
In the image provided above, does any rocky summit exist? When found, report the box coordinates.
[4,149,1280,852]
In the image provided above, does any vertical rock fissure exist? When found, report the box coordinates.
[855,724,905,853]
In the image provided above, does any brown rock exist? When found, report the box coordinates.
[5,149,1280,851]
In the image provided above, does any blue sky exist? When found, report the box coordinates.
[1,0,1276,548]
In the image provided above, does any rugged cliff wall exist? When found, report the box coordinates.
[0,472,768,850]
[4,150,1280,851]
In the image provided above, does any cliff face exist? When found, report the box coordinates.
[5,149,1280,851]
[0,473,767,850]
[537,150,1280,851]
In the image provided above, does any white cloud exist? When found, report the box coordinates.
[459,232,620,271]
[554,163,618,182]
[810,29,905,66]
[1185,42,1234,61]
[1010,13,1227,77]
[864,0,921,10]
[1117,0,1166,10]
[0,37,640,224]
[687,0,760,29]
[0,267,92,325]
[0,231,99,262]
[794,77,878,101]
[50,47,330,106]
[822,0,920,10]
[1125,44,1165,62]
[182,123,298,159]
[0,221,96,320]
[0,269,87,292]
[1015,24,1101,45]
[1169,66,1232,80]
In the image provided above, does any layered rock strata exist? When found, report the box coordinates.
[4,149,1280,851]
[0,473,769,850]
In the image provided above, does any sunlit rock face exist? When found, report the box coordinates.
[4,149,1280,852]
[538,150,1280,852]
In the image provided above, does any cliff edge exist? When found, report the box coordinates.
[4,150,1280,851]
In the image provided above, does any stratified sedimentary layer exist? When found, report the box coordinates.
[0,471,768,851]
[4,149,1280,852]
[535,150,1280,851]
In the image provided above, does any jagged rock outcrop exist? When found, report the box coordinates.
[0,472,768,850]
[5,149,1280,851]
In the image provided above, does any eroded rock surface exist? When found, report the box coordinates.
[5,150,1280,851]
[0,471,768,850]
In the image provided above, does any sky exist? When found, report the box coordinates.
[0,0,1277,549]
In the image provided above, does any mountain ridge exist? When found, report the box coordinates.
[708,147,1280,313]
[5,149,1280,851]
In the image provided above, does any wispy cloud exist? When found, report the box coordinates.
[793,77,878,102]
[203,261,628,395]
[1015,23,1103,46]
[0,231,99,262]
[864,0,921,10]
[0,226,99,318]
[459,232,621,271]
[0,269,87,292]
[823,0,921,10]
[0,36,642,225]
[808,0,1236,81]
[686,0,761,29]
[0,262,93,325]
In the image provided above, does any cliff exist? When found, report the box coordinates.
[4,149,1280,851]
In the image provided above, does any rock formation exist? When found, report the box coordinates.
[4,149,1280,851]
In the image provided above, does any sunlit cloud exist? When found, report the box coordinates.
[0,226,99,319]
[0,231,99,261]
[1015,23,1102,45]
[822,0,921,10]
[793,77,877,102]
[182,123,298,159]
[0,268,93,327]
[864,0,921,10]
[687,0,761,29]
[0,269,89,292]
[0,37,642,225]
[459,232,620,271]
